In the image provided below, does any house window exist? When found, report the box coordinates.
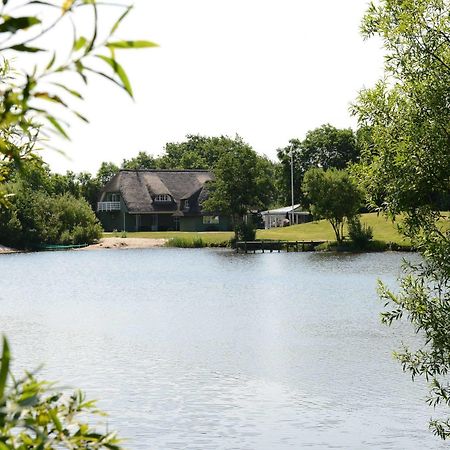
[154,194,171,202]
[184,199,190,209]
[203,215,219,225]
[109,193,120,202]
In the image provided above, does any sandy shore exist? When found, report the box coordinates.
[0,238,168,253]
[0,244,17,254]
[80,237,168,250]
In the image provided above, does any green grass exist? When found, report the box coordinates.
[165,237,206,248]
[258,213,408,244]
[104,231,233,245]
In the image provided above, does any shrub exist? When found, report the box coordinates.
[165,237,206,248]
[0,337,122,449]
[235,222,256,241]
[315,239,389,252]
[348,216,373,249]
[0,187,102,248]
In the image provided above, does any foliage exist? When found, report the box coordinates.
[0,170,102,248]
[202,139,274,240]
[353,0,450,439]
[277,124,359,205]
[0,336,122,449]
[0,0,156,205]
[165,237,206,248]
[96,162,120,186]
[158,134,232,170]
[348,216,373,249]
[302,168,363,243]
[122,151,157,170]
[314,239,393,253]
[235,222,256,241]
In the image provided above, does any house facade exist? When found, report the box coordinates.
[97,169,232,232]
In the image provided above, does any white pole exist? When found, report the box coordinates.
[290,146,294,225]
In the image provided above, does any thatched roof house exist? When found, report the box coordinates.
[97,169,231,232]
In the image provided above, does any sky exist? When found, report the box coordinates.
[34,0,385,174]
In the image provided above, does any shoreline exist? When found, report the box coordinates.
[79,237,168,250]
[0,238,168,254]
[0,238,413,254]
[0,244,18,254]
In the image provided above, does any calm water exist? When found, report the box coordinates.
[0,249,446,449]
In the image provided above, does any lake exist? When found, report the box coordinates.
[0,249,446,449]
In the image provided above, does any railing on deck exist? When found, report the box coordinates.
[97,201,121,212]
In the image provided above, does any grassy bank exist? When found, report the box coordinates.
[104,231,233,246]
[258,213,409,244]
[104,213,410,247]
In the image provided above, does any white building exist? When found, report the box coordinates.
[260,204,311,229]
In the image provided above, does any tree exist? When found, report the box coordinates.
[302,168,362,243]
[353,0,450,439]
[96,161,119,186]
[202,139,274,240]
[0,167,103,248]
[277,125,359,205]
[122,151,157,170]
[158,134,254,170]
[276,139,305,206]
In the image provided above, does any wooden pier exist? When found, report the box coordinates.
[236,240,327,253]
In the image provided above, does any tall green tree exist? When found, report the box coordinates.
[277,125,359,205]
[202,140,274,240]
[353,0,450,439]
[122,151,157,170]
[302,168,362,243]
[158,134,247,170]
[96,161,119,186]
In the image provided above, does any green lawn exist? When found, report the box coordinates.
[104,213,412,245]
[258,212,408,244]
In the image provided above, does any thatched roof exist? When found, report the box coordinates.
[101,169,213,214]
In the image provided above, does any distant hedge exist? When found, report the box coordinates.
[0,186,102,249]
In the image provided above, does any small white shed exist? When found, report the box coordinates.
[260,205,311,229]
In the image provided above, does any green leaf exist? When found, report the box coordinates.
[84,66,128,95]
[73,110,89,123]
[84,2,98,54]
[46,115,70,140]
[49,408,62,432]
[0,16,41,33]
[46,51,56,70]
[106,40,158,49]
[35,92,68,107]
[109,5,132,36]
[9,44,43,53]
[28,1,60,7]
[0,336,10,400]
[96,55,133,98]
[74,36,87,51]
[50,82,84,100]
[74,60,88,84]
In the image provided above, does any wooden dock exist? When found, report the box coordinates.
[236,240,327,253]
